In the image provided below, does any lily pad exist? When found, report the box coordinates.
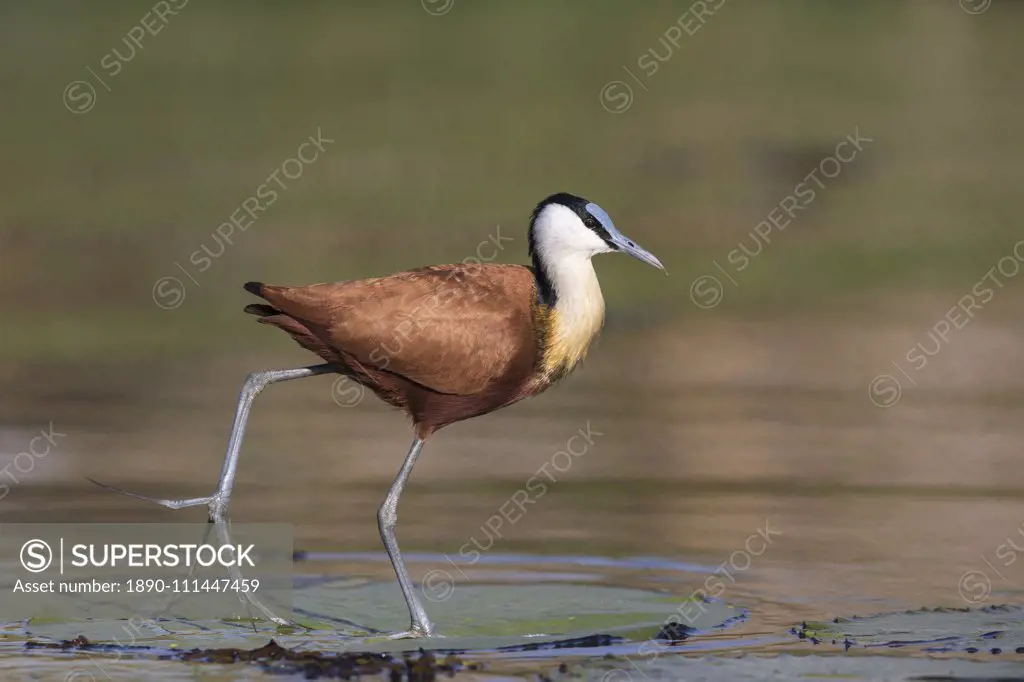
[794,605,1024,654]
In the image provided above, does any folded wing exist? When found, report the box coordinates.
[248,264,539,395]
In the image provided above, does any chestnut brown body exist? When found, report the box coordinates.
[243,263,565,437]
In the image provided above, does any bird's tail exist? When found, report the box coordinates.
[243,281,277,317]
[241,280,338,363]
[243,281,265,297]
[244,303,278,317]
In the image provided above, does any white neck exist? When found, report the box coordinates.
[543,251,605,325]
[533,242,606,377]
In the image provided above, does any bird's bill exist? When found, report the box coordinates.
[609,231,665,270]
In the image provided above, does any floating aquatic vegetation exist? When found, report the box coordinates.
[26,635,479,680]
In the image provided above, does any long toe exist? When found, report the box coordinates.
[86,477,215,510]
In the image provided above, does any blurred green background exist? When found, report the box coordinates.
[4,1,1021,366]
[3,0,1024,640]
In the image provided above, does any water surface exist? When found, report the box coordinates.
[5,321,1024,679]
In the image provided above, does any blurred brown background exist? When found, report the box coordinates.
[2,0,1023,616]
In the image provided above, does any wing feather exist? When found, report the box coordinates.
[253,264,538,395]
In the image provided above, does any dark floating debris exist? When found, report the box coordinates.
[194,642,476,681]
[654,621,694,644]
[25,636,148,654]
[24,634,632,679]
[259,646,469,681]
[26,636,92,650]
[492,633,622,652]
[25,637,477,680]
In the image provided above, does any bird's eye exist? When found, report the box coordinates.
[584,216,597,228]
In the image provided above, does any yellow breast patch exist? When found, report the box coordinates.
[536,303,605,380]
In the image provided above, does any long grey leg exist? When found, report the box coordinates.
[90,364,334,521]
[89,364,335,626]
[378,437,435,638]
[152,519,290,627]
[211,519,290,627]
[207,364,335,520]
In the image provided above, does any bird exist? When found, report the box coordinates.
[92,192,664,638]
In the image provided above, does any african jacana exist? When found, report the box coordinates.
[94,192,664,638]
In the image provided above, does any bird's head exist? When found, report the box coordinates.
[528,192,664,271]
